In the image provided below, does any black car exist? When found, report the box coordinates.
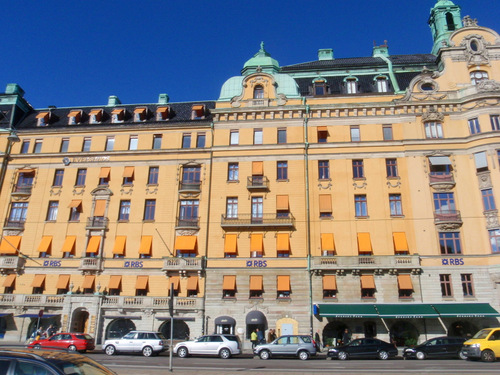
[327,338,398,360]
[403,336,466,360]
[0,348,117,375]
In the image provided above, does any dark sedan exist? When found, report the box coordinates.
[327,338,398,360]
[403,336,466,360]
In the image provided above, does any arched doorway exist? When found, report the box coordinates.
[323,321,348,347]
[214,316,236,335]
[245,310,267,340]
[390,321,419,346]
[448,321,478,338]
[160,320,190,340]
[70,309,89,333]
[105,319,136,339]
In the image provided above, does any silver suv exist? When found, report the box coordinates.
[174,334,241,359]
[102,331,167,357]
[254,335,317,360]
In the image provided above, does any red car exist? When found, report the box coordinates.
[29,332,95,352]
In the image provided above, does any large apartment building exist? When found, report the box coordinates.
[0,0,499,347]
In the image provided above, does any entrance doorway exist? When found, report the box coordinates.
[70,309,89,333]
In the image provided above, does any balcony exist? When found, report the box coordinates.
[79,257,104,272]
[101,295,202,311]
[221,213,295,229]
[0,293,66,306]
[0,256,25,272]
[429,173,455,191]
[162,257,204,272]
[178,180,201,194]
[86,217,109,230]
[11,185,33,196]
[247,176,269,190]
[311,255,421,272]
[175,217,200,230]
[3,219,25,230]
[434,209,462,229]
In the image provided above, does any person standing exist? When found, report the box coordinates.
[250,330,258,349]
[267,329,277,343]
[314,329,322,352]
[342,328,351,345]
[256,328,264,344]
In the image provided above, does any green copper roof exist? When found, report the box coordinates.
[241,42,280,76]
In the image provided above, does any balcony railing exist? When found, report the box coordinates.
[86,217,109,230]
[162,257,204,271]
[3,219,25,230]
[434,210,462,225]
[0,293,66,306]
[0,256,25,271]
[175,217,200,229]
[79,257,104,272]
[12,185,33,195]
[310,255,421,270]
[246,176,269,190]
[221,213,295,228]
[101,295,202,310]
[178,180,201,193]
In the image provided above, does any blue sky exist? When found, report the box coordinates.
[2,1,499,108]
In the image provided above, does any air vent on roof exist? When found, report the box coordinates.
[318,49,334,61]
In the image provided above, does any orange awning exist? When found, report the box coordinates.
[134,108,146,114]
[360,275,375,289]
[174,236,197,251]
[89,109,102,115]
[157,106,169,113]
[169,276,180,291]
[192,105,204,111]
[0,236,21,254]
[18,168,35,174]
[111,109,124,115]
[86,236,101,254]
[252,161,263,175]
[277,275,290,291]
[36,112,49,119]
[398,274,413,290]
[68,110,81,118]
[276,233,290,251]
[3,274,16,287]
[249,275,263,291]
[136,275,149,290]
[68,199,82,208]
[393,232,409,253]
[319,194,332,213]
[37,236,52,253]
[321,234,335,251]
[99,167,110,178]
[357,233,372,253]
[317,126,328,132]
[123,166,134,178]
[112,236,126,255]
[94,200,106,216]
[224,234,237,253]
[276,195,289,210]
[31,275,46,288]
[187,277,198,291]
[222,275,236,290]
[61,236,76,254]
[139,236,152,255]
[323,275,337,290]
[108,275,122,289]
[250,234,263,252]
[56,275,70,289]
[82,275,95,289]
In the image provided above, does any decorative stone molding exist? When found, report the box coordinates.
[435,222,462,231]
[49,187,62,196]
[460,34,490,66]
[120,185,133,195]
[477,171,492,189]
[462,15,478,27]
[484,211,500,229]
[145,186,158,194]
[318,181,332,190]
[386,179,401,188]
[421,108,444,122]
[352,181,367,190]
[72,187,85,195]
[477,80,500,92]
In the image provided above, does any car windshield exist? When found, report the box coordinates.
[472,329,491,339]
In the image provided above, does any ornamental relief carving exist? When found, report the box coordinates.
[436,223,462,231]
[462,98,500,110]
[460,34,491,66]
[477,171,492,189]
[484,211,500,229]
[477,80,500,92]
[421,108,445,122]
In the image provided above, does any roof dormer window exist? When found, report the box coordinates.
[89,109,103,124]
[345,78,358,94]
[191,105,205,120]
[36,112,50,127]
[375,76,389,93]
[156,106,169,121]
[67,110,82,125]
[313,79,328,96]
[134,107,147,122]
[253,85,264,99]
[111,109,125,123]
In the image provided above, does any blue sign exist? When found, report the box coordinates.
[441,258,464,266]
[43,260,61,267]
[124,261,143,268]
[246,260,267,268]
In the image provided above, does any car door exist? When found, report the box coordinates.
[488,330,500,357]
[423,339,440,358]
[362,339,378,358]
[121,332,138,352]
[345,339,364,358]
[191,336,208,354]
[286,336,301,356]
[207,335,224,355]
[47,334,66,349]
[273,336,289,356]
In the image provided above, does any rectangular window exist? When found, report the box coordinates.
[491,115,500,131]
[346,79,357,94]
[230,130,239,145]
[481,189,496,211]
[277,128,287,144]
[440,274,453,297]
[60,139,69,153]
[182,133,191,148]
[461,274,474,297]
[425,122,443,138]
[16,171,34,191]
[21,140,30,154]
[249,275,263,298]
[8,202,28,223]
[433,192,456,213]
[322,275,337,298]
[69,205,81,222]
[474,151,488,172]
[152,134,162,149]
[226,197,238,219]
[355,195,368,218]
[377,78,389,93]
[386,158,398,177]
[144,199,156,221]
[33,139,42,154]
[468,118,481,135]
[89,109,102,124]
[180,200,199,223]
[119,200,131,221]
[439,232,462,254]
[251,197,263,223]
[489,229,500,253]
[319,194,332,218]
[98,167,110,186]
[46,201,59,221]
[254,129,263,145]
[148,167,159,185]
[129,135,138,150]
[122,166,134,186]
[75,169,87,186]
[82,137,91,152]
[383,125,393,141]
[350,126,360,142]
[352,159,364,178]
[277,276,290,298]
[196,133,206,148]
[318,160,330,180]
[389,194,403,216]
[228,163,239,181]
[53,169,64,187]
[105,137,114,151]
[317,127,328,143]
[277,161,288,180]
[361,275,375,298]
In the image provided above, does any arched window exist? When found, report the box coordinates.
[376,77,389,93]
[313,80,327,96]
[253,85,264,99]
[470,71,489,85]
[446,12,456,31]
[345,78,358,94]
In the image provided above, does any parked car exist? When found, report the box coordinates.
[403,336,466,360]
[173,334,241,359]
[0,348,117,375]
[28,332,95,353]
[254,335,317,360]
[327,338,398,360]
[102,331,167,357]
[461,327,500,362]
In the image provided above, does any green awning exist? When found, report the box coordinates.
[318,304,378,318]
[432,303,500,318]
[376,304,439,318]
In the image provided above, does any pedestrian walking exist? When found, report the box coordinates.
[250,330,258,349]
[256,328,264,344]
[342,328,351,345]
[314,329,322,352]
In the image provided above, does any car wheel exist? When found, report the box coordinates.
[298,350,310,360]
[177,346,189,358]
[481,349,495,362]
[459,351,467,360]
[68,345,77,352]
[378,350,389,360]
[105,345,116,356]
[219,348,231,359]
[416,351,426,360]
[338,351,348,360]
[34,344,41,350]
[259,350,270,360]
[142,346,153,357]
